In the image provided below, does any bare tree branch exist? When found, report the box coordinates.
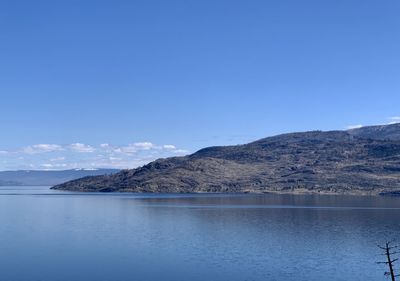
[378,242,398,281]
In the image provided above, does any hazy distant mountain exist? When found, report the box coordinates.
[0,169,119,186]
[52,123,400,195]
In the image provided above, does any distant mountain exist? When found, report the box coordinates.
[0,169,119,186]
[52,123,400,195]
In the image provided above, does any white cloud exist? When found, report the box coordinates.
[0,141,189,171]
[40,163,68,170]
[346,124,363,130]
[114,142,156,154]
[132,142,154,150]
[50,157,65,162]
[109,157,122,161]
[388,116,400,125]
[69,143,96,153]
[22,144,64,154]
[117,146,136,153]
[163,145,176,150]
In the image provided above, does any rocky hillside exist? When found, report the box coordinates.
[52,123,400,195]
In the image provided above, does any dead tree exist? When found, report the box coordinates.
[378,241,400,281]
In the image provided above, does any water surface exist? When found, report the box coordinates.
[1,186,399,281]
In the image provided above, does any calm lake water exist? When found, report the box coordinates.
[1,186,400,281]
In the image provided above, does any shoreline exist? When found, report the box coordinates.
[49,186,400,197]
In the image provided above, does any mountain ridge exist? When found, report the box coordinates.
[52,123,400,195]
[0,169,119,186]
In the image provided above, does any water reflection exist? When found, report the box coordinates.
[0,186,399,281]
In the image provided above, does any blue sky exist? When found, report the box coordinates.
[0,0,399,170]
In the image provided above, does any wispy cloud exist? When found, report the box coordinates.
[21,144,64,154]
[0,141,190,171]
[346,116,400,129]
[132,142,154,150]
[388,116,400,125]
[346,124,363,130]
[69,143,96,153]
[163,145,176,150]
[40,163,68,170]
[49,156,66,162]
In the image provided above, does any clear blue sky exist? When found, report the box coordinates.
[0,0,399,170]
